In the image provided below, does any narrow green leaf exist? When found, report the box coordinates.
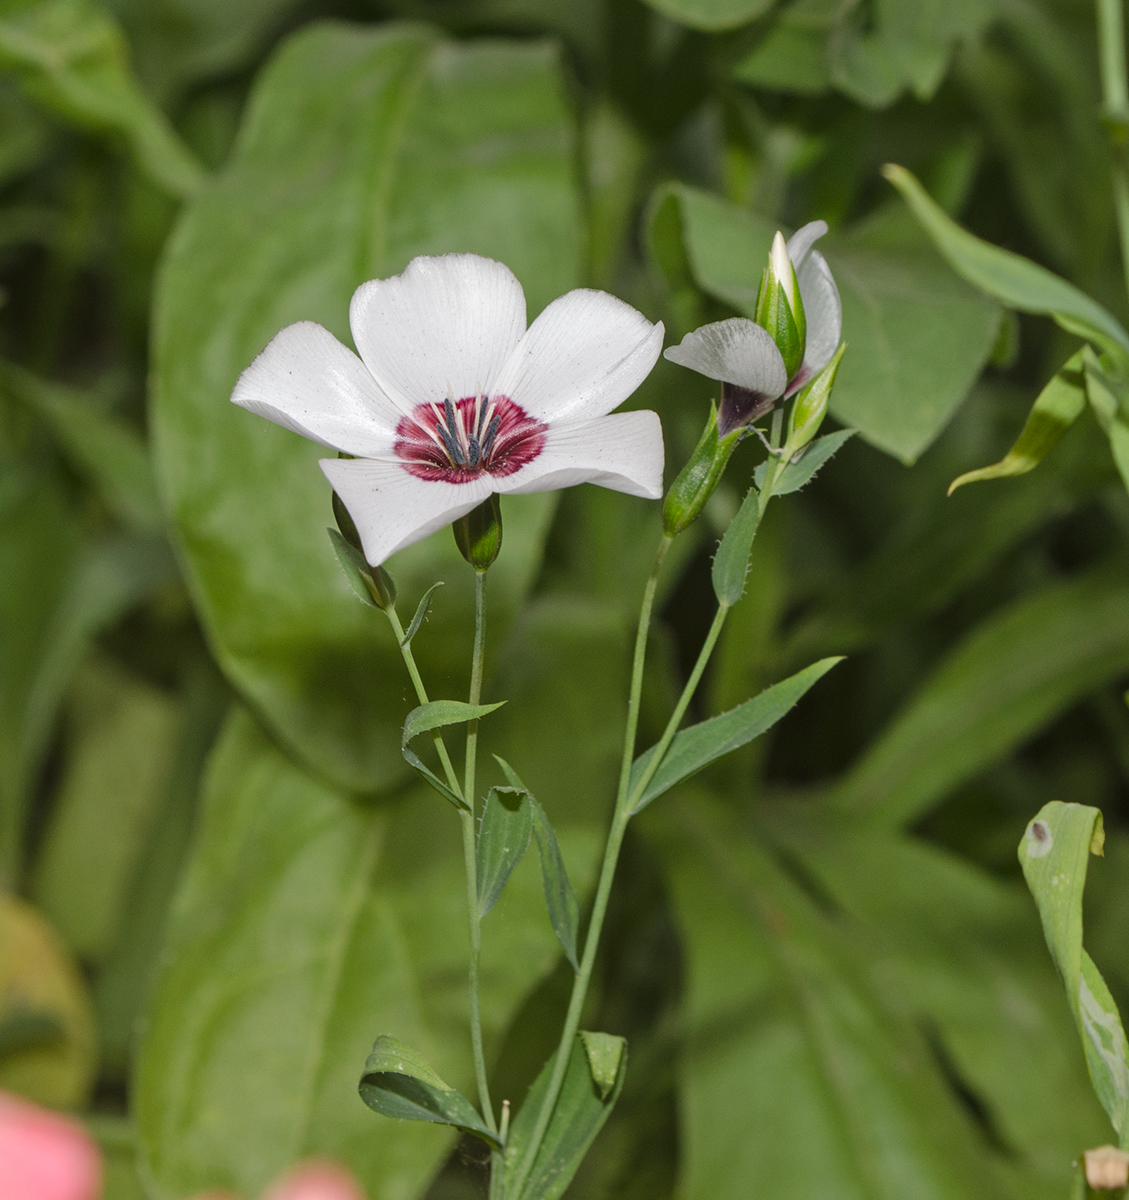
[0,0,205,198]
[948,350,1087,493]
[629,658,842,813]
[578,1031,625,1101]
[476,787,532,919]
[638,0,771,32]
[1019,802,1129,1140]
[883,164,1129,364]
[711,487,759,608]
[401,582,444,646]
[359,1035,499,1148]
[503,1033,627,1200]
[326,529,379,609]
[402,701,504,812]
[753,429,856,497]
[1083,348,1129,496]
[496,756,580,971]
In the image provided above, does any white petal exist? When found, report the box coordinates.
[786,220,829,269]
[231,321,400,456]
[663,318,787,396]
[349,254,526,412]
[496,411,664,501]
[795,248,842,376]
[490,289,664,423]
[321,457,492,567]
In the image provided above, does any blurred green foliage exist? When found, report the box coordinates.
[3,0,1129,1196]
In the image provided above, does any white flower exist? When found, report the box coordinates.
[663,220,842,435]
[231,254,665,567]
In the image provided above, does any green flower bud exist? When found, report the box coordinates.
[329,492,397,610]
[454,493,503,571]
[754,231,806,380]
[785,343,846,456]
[663,404,739,536]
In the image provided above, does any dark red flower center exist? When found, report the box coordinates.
[394,395,547,484]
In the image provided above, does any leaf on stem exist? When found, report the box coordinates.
[359,1035,500,1148]
[502,1032,627,1200]
[1018,802,1129,1137]
[327,529,380,609]
[477,786,533,918]
[1083,347,1129,496]
[753,429,856,497]
[629,658,843,813]
[711,487,760,607]
[948,350,1087,493]
[402,701,504,811]
[883,164,1129,365]
[495,757,580,970]
[401,582,444,647]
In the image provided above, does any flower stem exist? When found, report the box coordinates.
[1096,0,1129,301]
[463,570,496,1135]
[383,604,462,799]
[507,534,671,1200]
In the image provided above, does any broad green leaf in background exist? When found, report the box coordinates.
[359,1035,499,1146]
[0,893,96,1108]
[628,656,842,811]
[31,655,179,962]
[833,570,1129,828]
[650,796,1029,1200]
[638,0,771,34]
[0,0,205,197]
[151,21,580,793]
[650,184,1001,462]
[0,361,162,532]
[1019,802,1129,1143]
[947,349,1087,494]
[883,164,1129,365]
[503,1031,627,1200]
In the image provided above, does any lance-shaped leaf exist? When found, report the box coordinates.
[711,488,760,608]
[402,701,504,811]
[753,429,856,497]
[1019,802,1129,1142]
[884,164,1129,366]
[1083,348,1129,496]
[503,1032,627,1200]
[359,1035,500,1148]
[327,529,380,609]
[629,658,843,813]
[496,756,579,970]
[948,351,1087,493]
[401,583,443,647]
[476,786,532,918]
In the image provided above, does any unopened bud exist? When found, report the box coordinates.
[785,344,846,455]
[454,493,502,571]
[1084,1146,1129,1190]
[663,405,739,536]
[755,231,806,379]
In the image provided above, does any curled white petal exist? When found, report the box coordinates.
[349,253,526,412]
[663,318,787,396]
[231,322,400,456]
[491,289,664,423]
[786,220,829,270]
[497,410,664,501]
[794,249,842,379]
[320,457,492,567]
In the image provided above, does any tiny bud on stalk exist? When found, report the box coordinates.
[454,494,503,571]
[755,231,806,380]
[785,343,846,456]
[663,404,739,536]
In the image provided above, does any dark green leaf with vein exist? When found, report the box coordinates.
[753,430,856,497]
[476,786,532,918]
[503,1032,627,1200]
[711,487,759,607]
[402,701,504,812]
[629,658,842,813]
[359,1035,499,1148]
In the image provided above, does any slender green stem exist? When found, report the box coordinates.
[1096,0,1129,300]
[384,605,462,799]
[508,535,671,1200]
[463,570,496,1134]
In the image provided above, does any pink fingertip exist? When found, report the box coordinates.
[0,1091,102,1200]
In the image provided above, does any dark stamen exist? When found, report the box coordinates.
[467,436,481,467]
[481,414,502,459]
